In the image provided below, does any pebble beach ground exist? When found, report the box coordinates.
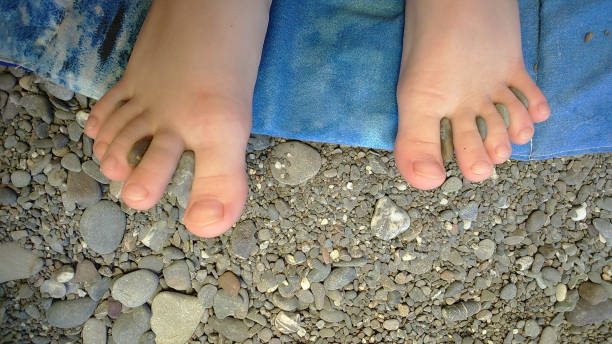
[0,67,611,343]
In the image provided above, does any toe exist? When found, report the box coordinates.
[100,116,154,181]
[480,103,512,164]
[394,105,446,190]
[510,72,550,123]
[121,131,184,210]
[92,99,144,160]
[183,143,248,238]
[451,111,494,182]
[86,80,131,139]
[498,87,534,145]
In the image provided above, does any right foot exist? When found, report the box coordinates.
[84,0,271,237]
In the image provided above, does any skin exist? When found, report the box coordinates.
[86,0,549,238]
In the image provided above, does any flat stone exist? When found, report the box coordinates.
[213,290,246,319]
[270,142,321,185]
[370,196,410,240]
[526,210,547,233]
[230,220,258,259]
[198,284,217,308]
[474,239,496,261]
[111,270,159,307]
[40,279,67,298]
[138,256,164,273]
[593,218,612,240]
[383,319,400,331]
[0,186,17,205]
[445,281,464,298]
[67,121,83,141]
[578,282,608,305]
[20,94,53,123]
[459,202,479,222]
[209,316,250,342]
[538,327,557,344]
[163,260,191,291]
[273,311,302,334]
[46,297,97,328]
[82,318,107,344]
[566,299,612,326]
[139,220,173,252]
[150,292,204,344]
[541,267,562,283]
[80,201,126,254]
[11,170,31,188]
[0,242,44,283]
[81,160,110,184]
[74,260,100,284]
[524,319,541,338]
[320,309,345,323]
[441,176,462,193]
[442,301,481,322]
[0,72,17,90]
[271,293,298,312]
[43,80,74,101]
[307,259,331,283]
[61,153,82,172]
[111,305,152,344]
[166,151,194,209]
[67,171,101,207]
[218,271,240,297]
[324,267,356,290]
[500,283,518,300]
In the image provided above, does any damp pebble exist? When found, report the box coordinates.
[230,220,258,259]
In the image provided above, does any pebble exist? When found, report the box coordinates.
[198,284,217,308]
[75,110,89,127]
[67,121,83,141]
[541,267,562,283]
[307,259,331,283]
[370,196,411,240]
[0,186,17,205]
[230,220,258,259]
[163,260,191,291]
[138,255,164,273]
[593,218,612,240]
[74,260,100,284]
[500,283,517,300]
[516,256,534,271]
[324,267,356,290]
[214,289,248,319]
[570,204,587,221]
[566,299,612,326]
[0,242,44,283]
[54,265,75,283]
[441,176,462,193]
[61,153,82,172]
[218,271,240,297]
[46,297,97,328]
[445,281,464,298]
[524,319,541,338]
[526,210,547,233]
[111,305,151,344]
[10,170,31,188]
[40,279,67,298]
[139,221,172,252]
[43,81,74,101]
[578,282,607,305]
[67,171,101,207]
[274,311,302,334]
[0,72,17,90]
[82,318,107,344]
[442,301,481,322]
[383,319,400,331]
[555,284,567,302]
[597,197,612,211]
[459,202,478,222]
[150,292,205,344]
[81,160,110,184]
[79,201,126,254]
[270,141,321,185]
[209,316,250,342]
[320,309,345,323]
[111,270,159,307]
[86,277,111,301]
[20,94,53,123]
[474,239,495,261]
[166,152,194,209]
[538,326,557,344]
[247,134,271,151]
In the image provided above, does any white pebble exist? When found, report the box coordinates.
[570,204,587,221]
[555,284,567,302]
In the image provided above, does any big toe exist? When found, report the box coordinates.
[183,144,248,238]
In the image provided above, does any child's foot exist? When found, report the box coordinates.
[394,0,550,190]
[84,0,270,237]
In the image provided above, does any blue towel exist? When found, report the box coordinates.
[1,0,610,160]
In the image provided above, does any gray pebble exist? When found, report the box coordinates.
[198,284,217,308]
[538,327,557,344]
[213,290,247,319]
[320,309,345,323]
[82,160,110,184]
[593,218,612,240]
[67,171,101,207]
[61,153,82,172]
[324,267,356,290]
[20,94,53,123]
[442,301,481,322]
[0,72,17,90]
[307,259,331,283]
[270,141,321,185]
[230,220,258,259]
[578,282,607,305]
[271,293,298,312]
[111,305,151,344]
[74,260,100,284]
[541,267,562,283]
[111,270,159,307]
[67,121,83,142]
[150,292,204,344]
[459,202,478,222]
[11,170,31,188]
[82,318,107,344]
[79,200,126,254]
[209,316,250,342]
[474,239,495,261]
[566,299,612,326]
[43,80,74,101]
[383,319,400,331]
[52,134,70,149]
[0,186,17,205]
[0,242,43,283]
[441,176,462,193]
[34,121,49,139]
[445,281,464,298]
[247,134,271,151]
[166,151,194,209]
[137,256,164,273]
[46,297,97,328]
[524,319,541,338]
[163,260,191,291]
[500,283,517,300]
[40,279,67,298]
[86,277,111,301]
[370,196,411,240]
[526,210,547,233]
[596,197,612,211]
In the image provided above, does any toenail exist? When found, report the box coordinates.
[187,200,224,226]
[124,183,148,201]
[413,159,445,178]
[471,161,491,175]
[537,103,550,116]
[495,145,510,158]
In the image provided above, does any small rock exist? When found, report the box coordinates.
[555,284,567,302]
[198,284,217,308]
[74,260,100,284]
[370,196,411,240]
[500,283,517,300]
[61,153,82,172]
[43,80,74,101]
[67,121,83,141]
[139,220,173,252]
[324,267,356,290]
[81,160,110,184]
[163,260,191,291]
[79,201,126,254]
[82,318,107,344]
[516,256,534,271]
[441,177,462,193]
[230,220,258,259]
[524,319,541,338]
[46,297,97,328]
[111,305,151,344]
[274,311,302,334]
[0,72,17,90]
[570,204,587,221]
[247,134,271,151]
[459,202,478,222]
[86,277,111,301]
[138,256,164,273]
[150,292,205,344]
[20,94,53,123]
[0,242,43,283]
[566,299,612,326]
[538,326,557,344]
[307,259,331,283]
[55,265,75,283]
[578,282,607,305]
[445,281,464,298]
[270,142,321,185]
[526,210,547,233]
[383,319,400,331]
[40,279,67,298]
[11,170,31,188]
[474,239,495,261]
[0,186,17,205]
[541,267,562,283]
[75,110,89,127]
[166,152,194,209]
[214,290,247,319]
[111,270,159,307]
[218,271,240,296]
[442,301,481,322]
[209,316,250,342]
[67,171,101,207]
[320,309,345,323]
[593,218,612,240]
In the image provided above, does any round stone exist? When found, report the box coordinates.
[11,170,31,188]
[526,210,547,233]
[383,319,400,331]
[474,239,496,261]
[40,279,67,298]
[61,153,82,172]
[578,282,607,306]
[218,271,240,297]
[79,201,126,254]
[229,220,258,259]
[523,319,541,338]
[0,186,17,205]
[82,318,107,344]
[323,267,356,290]
[46,297,97,328]
[150,292,204,344]
[163,260,191,291]
[441,176,462,193]
[270,142,321,185]
[500,283,517,300]
[111,305,152,344]
[111,270,159,307]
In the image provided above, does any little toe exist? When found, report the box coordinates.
[100,116,154,181]
[481,104,512,164]
[86,80,131,138]
[451,111,494,182]
[183,144,248,238]
[498,88,534,145]
[394,107,446,190]
[92,99,144,160]
[510,72,550,123]
[121,131,184,210]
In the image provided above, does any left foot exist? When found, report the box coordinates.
[394,0,550,190]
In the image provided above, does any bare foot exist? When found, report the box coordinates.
[84,0,271,237]
[394,0,550,190]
